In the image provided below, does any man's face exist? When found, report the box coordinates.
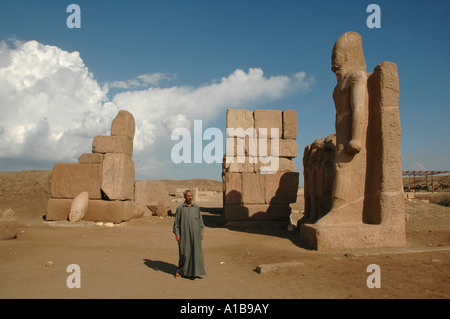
[184,191,193,204]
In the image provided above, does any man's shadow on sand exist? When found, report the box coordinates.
[143,259,177,275]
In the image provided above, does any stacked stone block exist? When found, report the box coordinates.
[223,109,299,224]
[46,110,144,223]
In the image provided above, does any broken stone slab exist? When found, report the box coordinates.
[110,110,136,140]
[0,219,18,240]
[134,180,169,207]
[46,199,144,223]
[92,135,133,156]
[147,201,168,217]
[254,262,304,274]
[101,153,135,200]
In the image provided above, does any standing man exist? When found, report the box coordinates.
[173,190,206,279]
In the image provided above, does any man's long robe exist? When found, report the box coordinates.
[173,202,206,277]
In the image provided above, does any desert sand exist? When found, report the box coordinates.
[0,170,449,299]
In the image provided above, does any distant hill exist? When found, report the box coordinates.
[159,179,222,192]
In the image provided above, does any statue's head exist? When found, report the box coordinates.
[331,32,366,80]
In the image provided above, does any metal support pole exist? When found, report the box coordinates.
[431,172,434,193]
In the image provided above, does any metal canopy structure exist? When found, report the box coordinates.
[402,170,450,193]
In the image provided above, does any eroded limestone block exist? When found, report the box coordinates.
[224,157,255,173]
[92,135,133,156]
[111,110,136,139]
[148,201,168,217]
[88,200,143,223]
[0,218,18,240]
[0,209,18,240]
[46,198,72,221]
[279,139,298,158]
[282,110,297,139]
[265,172,299,204]
[101,154,135,200]
[224,172,242,205]
[226,109,254,138]
[51,163,102,199]
[256,157,295,173]
[47,199,143,223]
[242,172,265,204]
[134,180,169,208]
[2,208,15,218]
[254,109,282,139]
[78,153,104,164]
[226,137,258,158]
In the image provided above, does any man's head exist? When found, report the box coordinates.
[184,190,193,205]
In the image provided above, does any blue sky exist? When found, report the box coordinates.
[0,0,449,183]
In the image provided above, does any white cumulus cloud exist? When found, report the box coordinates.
[161,113,192,134]
[111,67,315,157]
[0,40,114,165]
[0,39,314,177]
[108,72,176,89]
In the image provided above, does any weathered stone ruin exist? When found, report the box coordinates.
[299,32,406,250]
[0,208,18,240]
[134,180,171,217]
[222,109,299,225]
[46,110,145,223]
[301,134,336,224]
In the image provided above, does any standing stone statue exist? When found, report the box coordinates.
[316,31,369,226]
[299,31,406,250]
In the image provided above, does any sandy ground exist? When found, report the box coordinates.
[1,190,449,299]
